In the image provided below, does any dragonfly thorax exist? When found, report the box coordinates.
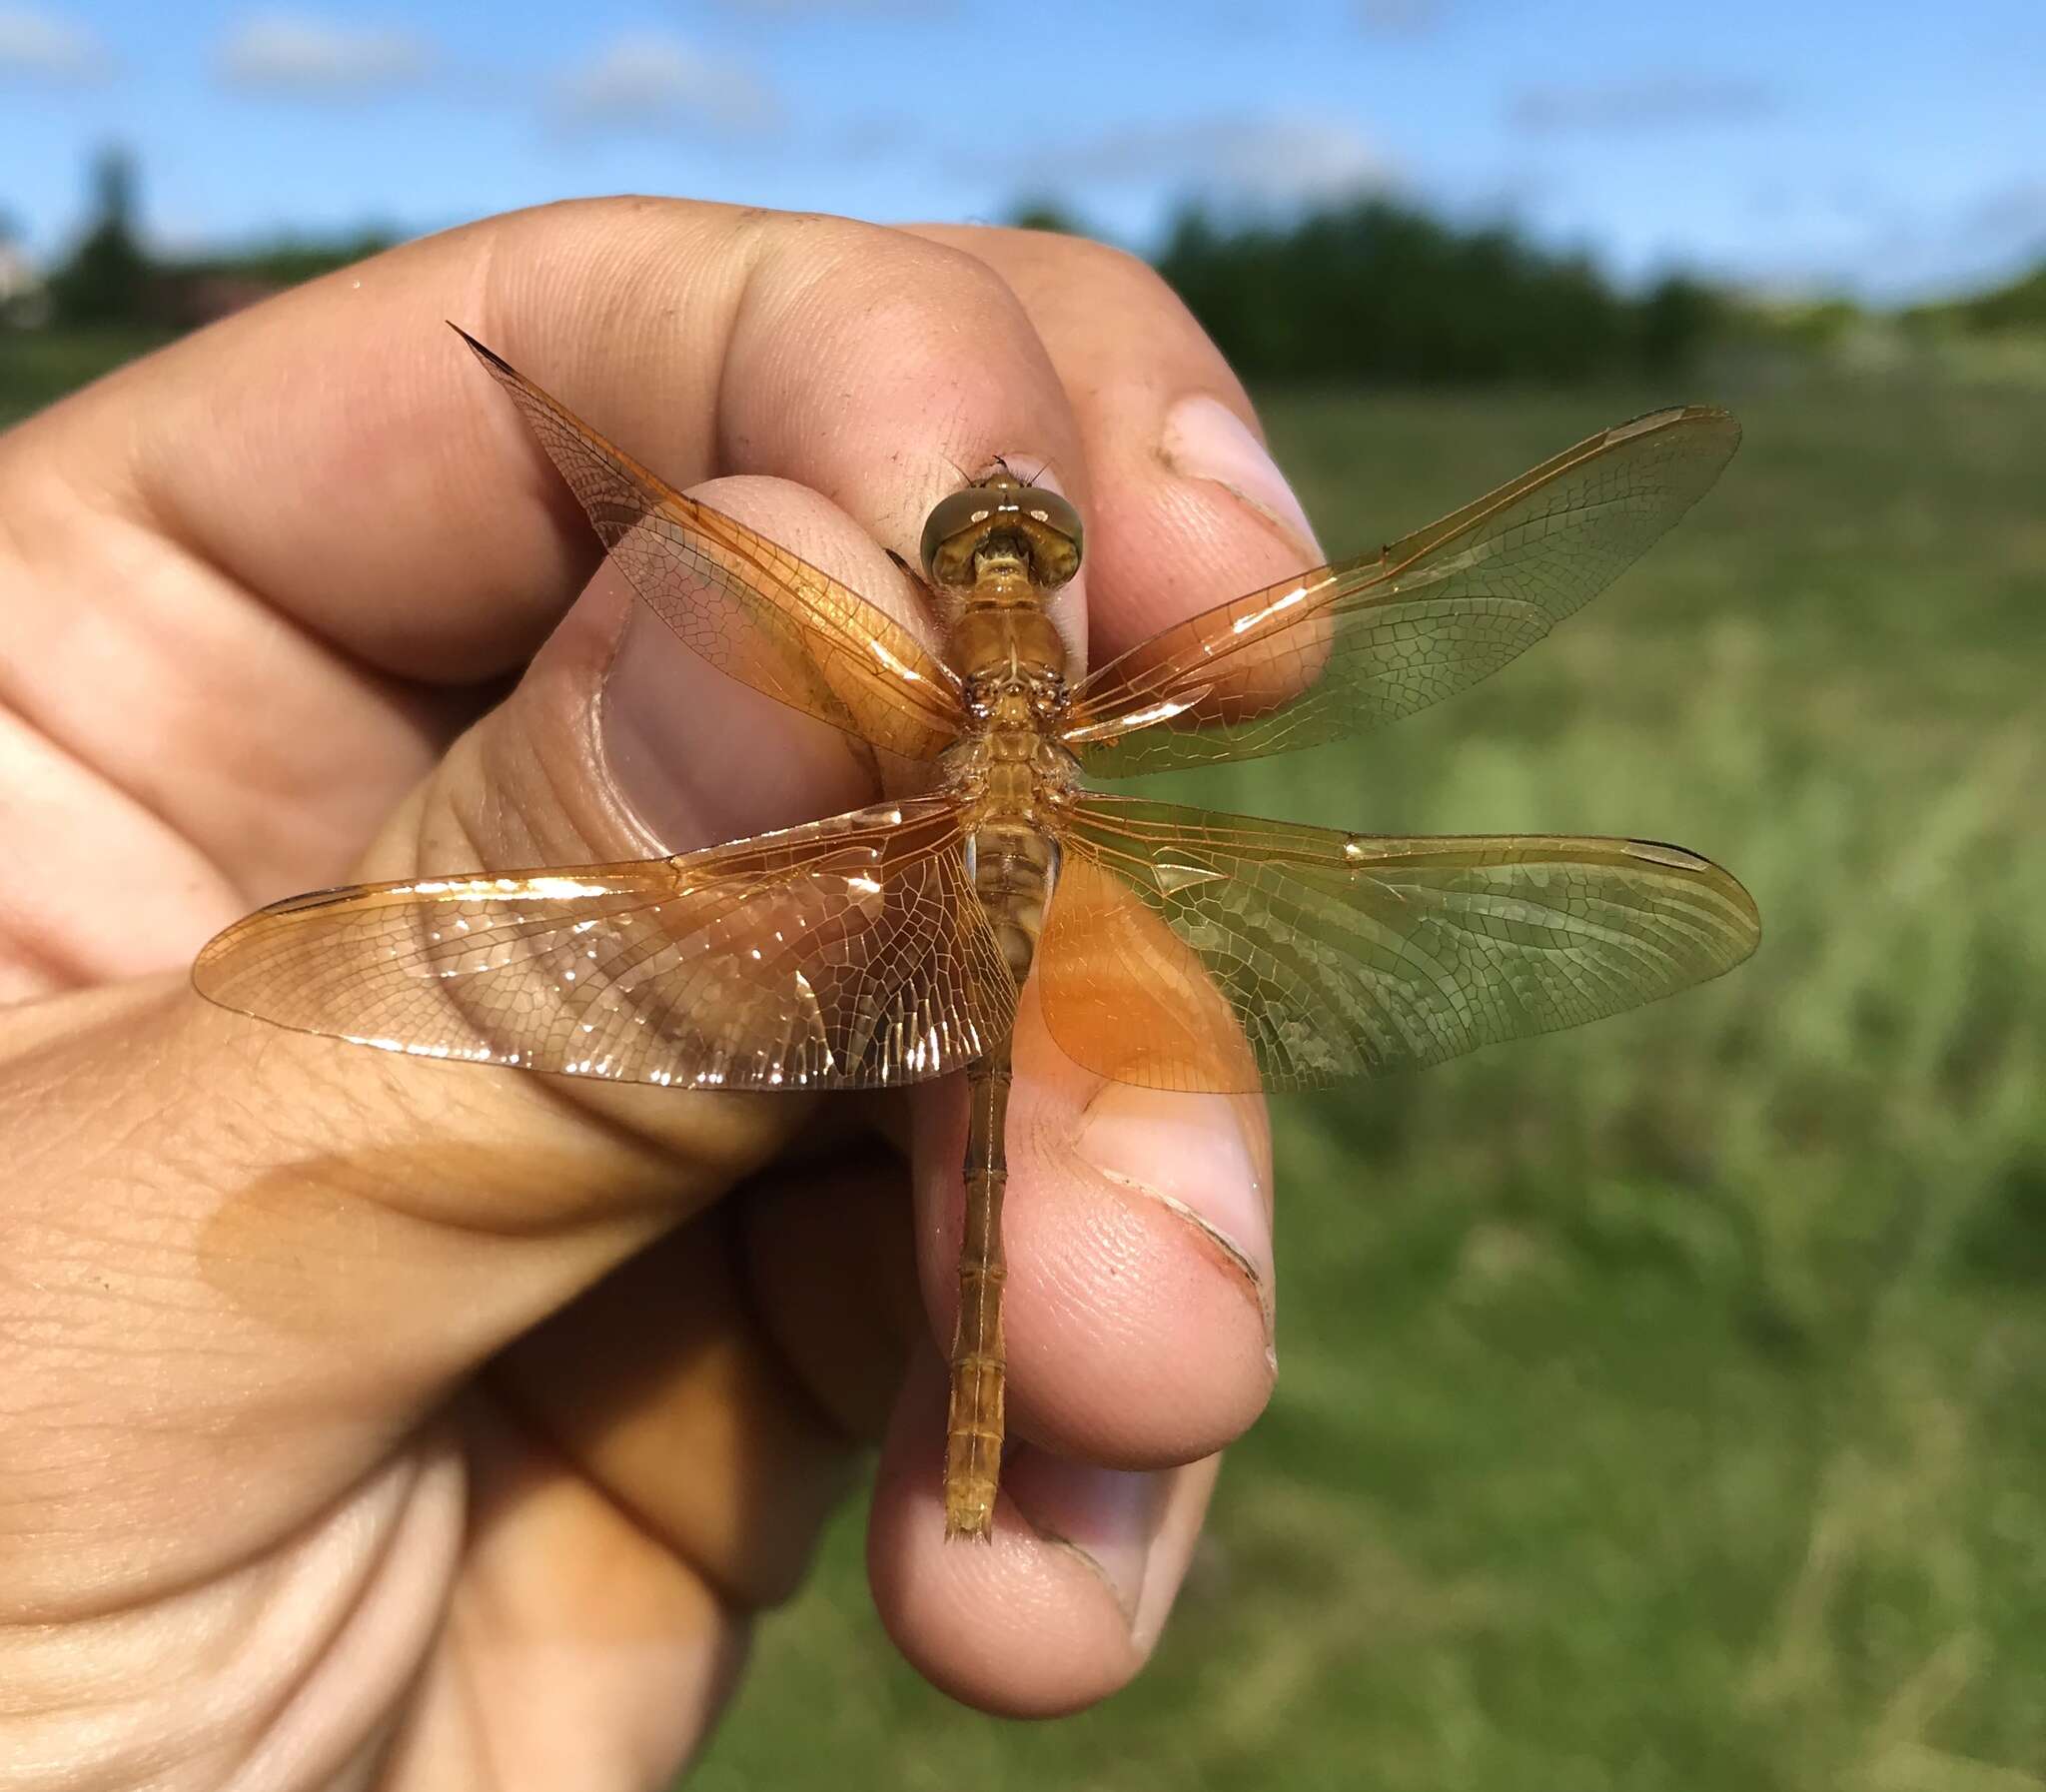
[962,665,1067,728]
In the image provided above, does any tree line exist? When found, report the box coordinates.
[22,149,394,334]
[1150,200,1722,383]
[22,152,2042,383]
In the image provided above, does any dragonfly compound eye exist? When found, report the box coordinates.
[921,475,1084,589]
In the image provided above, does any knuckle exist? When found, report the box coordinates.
[1044,232,1165,296]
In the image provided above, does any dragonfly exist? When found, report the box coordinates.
[194,327,1760,1540]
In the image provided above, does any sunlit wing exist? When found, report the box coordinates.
[457,327,964,763]
[1038,795,1759,1093]
[1064,407,1739,779]
[193,798,1013,1090]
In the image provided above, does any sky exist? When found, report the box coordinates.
[0,0,2041,302]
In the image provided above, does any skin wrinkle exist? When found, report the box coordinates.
[0,715,241,986]
[473,1373,764,1627]
[218,1447,466,1792]
[0,501,448,918]
[6,1002,744,1628]
[0,906,91,998]
[387,1391,751,1789]
[192,1452,445,1785]
[491,1216,864,1614]
[0,813,132,990]
[0,593,238,917]
[0,1438,431,1754]
[3,1014,148,1198]
[700,209,772,490]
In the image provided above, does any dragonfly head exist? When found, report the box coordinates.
[920,469,1083,590]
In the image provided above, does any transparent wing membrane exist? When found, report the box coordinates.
[1066,407,1738,778]
[458,329,964,763]
[195,799,1014,1090]
[1039,796,1759,1093]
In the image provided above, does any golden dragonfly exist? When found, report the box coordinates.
[194,327,1759,1539]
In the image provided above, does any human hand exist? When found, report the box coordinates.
[0,198,1318,1786]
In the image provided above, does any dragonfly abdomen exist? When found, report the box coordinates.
[945,806,1056,1539]
[967,816,1058,986]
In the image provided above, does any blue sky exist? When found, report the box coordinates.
[1,0,2040,300]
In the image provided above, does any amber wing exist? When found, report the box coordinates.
[1038,796,1759,1094]
[457,328,964,763]
[194,799,1014,1090]
[1064,407,1738,778]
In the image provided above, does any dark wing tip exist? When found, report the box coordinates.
[1608,402,1742,458]
[446,321,513,378]
[1621,836,1763,957]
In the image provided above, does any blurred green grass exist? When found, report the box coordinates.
[0,327,172,423]
[9,339,2042,1788]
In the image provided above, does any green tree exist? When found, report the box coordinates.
[50,147,152,327]
[1639,273,1724,375]
[1155,197,1720,385]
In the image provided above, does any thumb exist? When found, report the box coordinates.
[0,475,914,1614]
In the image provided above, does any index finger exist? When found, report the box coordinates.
[13,198,1093,685]
[0,199,1108,914]
[909,225,1326,661]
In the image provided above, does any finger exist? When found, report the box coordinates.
[739,1146,924,1443]
[0,198,1093,906]
[378,1396,746,1790]
[908,225,1325,663]
[485,1153,915,1617]
[867,981,1269,1715]
[866,1349,1224,1715]
[913,982,1276,1467]
[400,1154,916,1767]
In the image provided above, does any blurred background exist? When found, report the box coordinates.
[5,2,2043,1786]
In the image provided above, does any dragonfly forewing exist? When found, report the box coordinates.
[1065,406,1739,779]
[457,328,965,765]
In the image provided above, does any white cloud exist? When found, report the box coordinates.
[219,11,431,96]
[1508,75,1776,135]
[0,4,110,82]
[1039,116,1394,209]
[554,32,778,137]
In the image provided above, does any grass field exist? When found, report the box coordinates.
[0,327,172,423]
[8,338,2043,1788]
[703,376,2046,1792]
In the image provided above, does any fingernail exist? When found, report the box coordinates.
[1161,393,1323,561]
[1004,1451,1165,1628]
[601,599,696,843]
[1073,1085,1274,1334]
[599,587,871,850]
